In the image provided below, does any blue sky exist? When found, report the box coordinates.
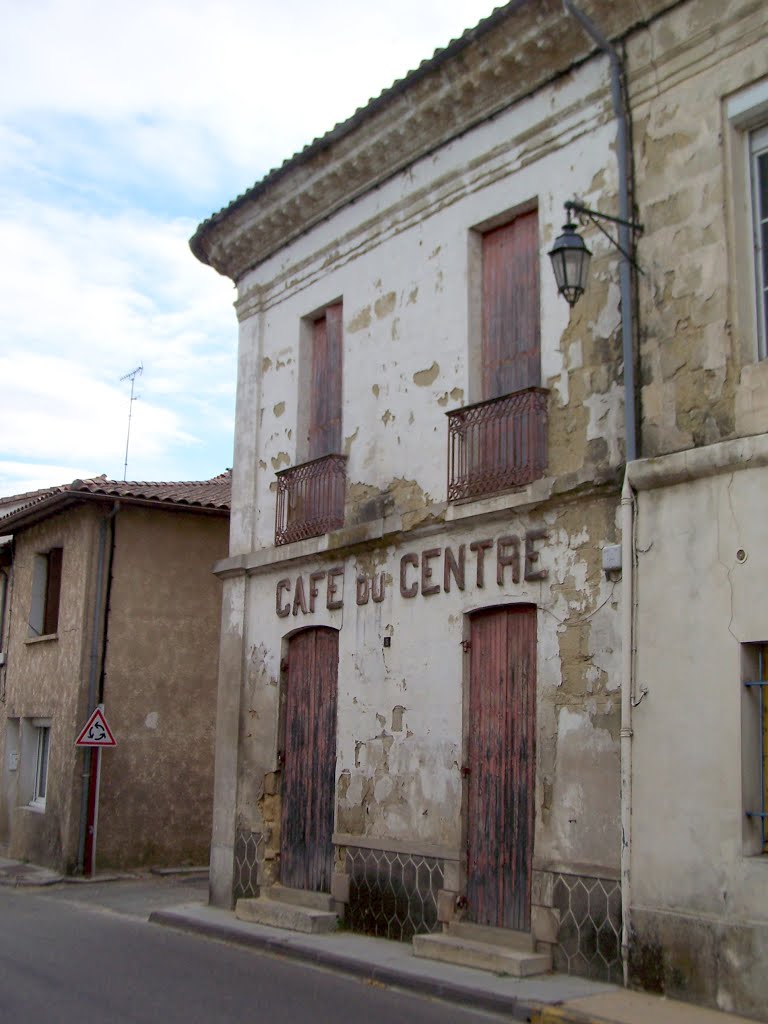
[0,0,500,495]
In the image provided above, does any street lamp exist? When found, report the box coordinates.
[549,217,592,307]
[549,199,642,308]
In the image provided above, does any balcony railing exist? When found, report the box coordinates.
[446,386,549,501]
[275,453,347,546]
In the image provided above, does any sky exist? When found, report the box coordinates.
[0,0,504,497]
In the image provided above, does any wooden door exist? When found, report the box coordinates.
[280,627,338,892]
[467,605,536,930]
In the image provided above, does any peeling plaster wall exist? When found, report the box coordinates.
[236,494,621,877]
[632,462,768,1014]
[629,0,768,455]
[231,56,625,549]
[213,11,636,921]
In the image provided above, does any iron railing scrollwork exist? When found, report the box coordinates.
[275,453,347,546]
[446,386,548,501]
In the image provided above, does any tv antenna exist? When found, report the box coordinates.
[120,364,143,481]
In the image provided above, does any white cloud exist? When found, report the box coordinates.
[0,461,104,498]
[0,0,500,492]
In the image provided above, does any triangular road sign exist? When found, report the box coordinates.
[75,707,116,747]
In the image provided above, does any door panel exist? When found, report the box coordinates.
[280,627,338,892]
[467,605,536,929]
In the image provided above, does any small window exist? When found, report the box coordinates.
[31,723,50,808]
[29,547,63,637]
[751,125,768,360]
[743,643,767,853]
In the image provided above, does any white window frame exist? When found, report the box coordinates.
[726,80,768,364]
[751,125,768,360]
[30,720,51,810]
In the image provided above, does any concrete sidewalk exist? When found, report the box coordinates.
[150,901,759,1024]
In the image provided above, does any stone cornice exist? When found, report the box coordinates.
[190,0,679,284]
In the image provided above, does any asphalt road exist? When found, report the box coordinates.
[0,882,505,1024]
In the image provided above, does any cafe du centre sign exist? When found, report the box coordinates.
[275,529,549,618]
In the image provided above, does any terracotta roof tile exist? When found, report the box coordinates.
[0,470,231,529]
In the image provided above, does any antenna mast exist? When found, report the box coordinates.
[120,364,143,481]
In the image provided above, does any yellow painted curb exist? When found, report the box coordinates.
[530,1007,604,1024]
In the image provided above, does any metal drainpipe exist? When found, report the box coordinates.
[563,2,639,987]
[619,471,635,987]
[76,502,119,874]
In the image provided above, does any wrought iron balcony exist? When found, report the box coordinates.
[446,386,549,501]
[275,453,347,546]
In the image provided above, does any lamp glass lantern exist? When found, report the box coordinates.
[549,221,592,307]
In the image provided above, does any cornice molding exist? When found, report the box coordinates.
[191,0,678,284]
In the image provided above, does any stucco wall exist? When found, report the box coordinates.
[96,505,227,868]
[0,505,98,871]
[631,457,768,1014]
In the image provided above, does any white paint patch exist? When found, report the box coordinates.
[584,381,624,466]
[144,712,159,730]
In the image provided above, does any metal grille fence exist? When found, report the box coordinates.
[553,872,622,983]
[446,387,548,501]
[233,829,266,900]
[344,846,443,941]
[275,453,347,546]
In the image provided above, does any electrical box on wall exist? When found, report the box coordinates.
[602,544,622,574]
[8,751,19,771]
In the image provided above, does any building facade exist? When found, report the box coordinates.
[192,0,768,1015]
[0,475,230,873]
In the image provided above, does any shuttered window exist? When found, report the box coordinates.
[29,547,63,638]
[308,303,343,460]
[481,210,540,400]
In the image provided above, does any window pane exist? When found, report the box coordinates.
[758,152,768,217]
[753,145,768,360]
[36,727,50,800]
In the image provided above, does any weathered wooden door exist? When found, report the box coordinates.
[466,605,536,930]
[280,627,338,892]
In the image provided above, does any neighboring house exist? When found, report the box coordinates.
[0,473,230,874]
[191,0,768,1016]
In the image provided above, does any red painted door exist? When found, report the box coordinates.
[280,627,338,892]
[467,605,536,930]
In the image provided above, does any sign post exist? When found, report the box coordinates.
[75,706,116,877]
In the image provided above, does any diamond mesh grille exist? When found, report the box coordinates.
[553,872,622,983]
[344,846,443,941]
[233,829,266,900]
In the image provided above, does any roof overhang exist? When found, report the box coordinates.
[190,0,679,283]
[0,491,229,536]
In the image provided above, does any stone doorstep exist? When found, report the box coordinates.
[413,932,552,978]
[260,884,335,913]
[447,920,536,952]
[235,896,338,935]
